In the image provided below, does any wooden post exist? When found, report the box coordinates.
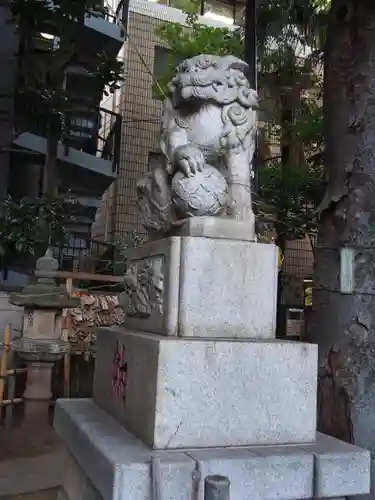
[62,278,73,398]
[4,350,15,427]
[0,324,11,406]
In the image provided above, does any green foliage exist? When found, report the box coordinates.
[154,0,326,243]
[116,231,145,255]
[154,14,243,97]
[113,231,145,275]
[93,52,125,97]
[0,194,71,259]
[257,161,324,240]
[296,97,324,153]
[312,0,331,13]
[255,1,326,243]
[256,0,328,50]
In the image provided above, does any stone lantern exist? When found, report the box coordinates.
[9,248,80,423]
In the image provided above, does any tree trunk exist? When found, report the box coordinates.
[244,0,257,89]
[307,0,375,493]
[275,86,303,337]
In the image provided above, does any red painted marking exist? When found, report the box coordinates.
[111,341,128,407]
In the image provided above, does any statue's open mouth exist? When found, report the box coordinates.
[172,88,202,112]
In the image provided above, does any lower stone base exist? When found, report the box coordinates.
[0,450,65,497]
[54,399,371,500]
[93,328,318,449]
[57,454,101,500]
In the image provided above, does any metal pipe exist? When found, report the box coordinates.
[204,475,230,500]
[243,0,259,196]
[244,0,257,90]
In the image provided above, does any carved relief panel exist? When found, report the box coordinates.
[120,238,181,336]
[123,256,165,319]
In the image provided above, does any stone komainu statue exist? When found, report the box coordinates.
[137,54,259,238]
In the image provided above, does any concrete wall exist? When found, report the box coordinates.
[0,291,23,341]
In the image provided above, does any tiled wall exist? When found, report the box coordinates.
[114,10,162,238]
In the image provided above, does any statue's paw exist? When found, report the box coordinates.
[174,145,205,177]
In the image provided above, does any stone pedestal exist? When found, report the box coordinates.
[9,248,79,424]
[121,237,278,338]
[93,328,317,449]
[12,338,70,425]
[54,399,371,500]
[54,227,371,499]
[23,361,53,422]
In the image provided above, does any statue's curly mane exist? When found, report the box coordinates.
[167,54,258,110]
[164,55,258,153]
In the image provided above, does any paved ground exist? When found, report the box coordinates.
[0,408,65,498]
[0,422,62,462]
[0,402,61,460]
[0,488,58,500]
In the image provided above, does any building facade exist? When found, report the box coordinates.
[0,1,126,283]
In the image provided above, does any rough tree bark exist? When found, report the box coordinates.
[307,0,375,493]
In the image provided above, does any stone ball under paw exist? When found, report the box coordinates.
[171,165,228,217]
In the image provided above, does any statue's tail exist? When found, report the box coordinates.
[136,166,173,237]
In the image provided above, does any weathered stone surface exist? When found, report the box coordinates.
[178,237,277,338]
[302,433,371,498]
[122,236,278,339]
[10,284,79,309]
[22,310,59,339]
[58,454,102,500]
[176,216,255,241]
[121,237,181,336]
[136,55,258,239]
[54,398,371,500]
[10,248,79,310]
[93,328,318,449]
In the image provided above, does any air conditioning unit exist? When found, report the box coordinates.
[286,307,305,338]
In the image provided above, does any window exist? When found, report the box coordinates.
[152,0,201,12]
[203,0,235,24]
[148,152,163,171]
[169,0,201,13]
[153,46,172,82]
[303,279,313,307]
[153,46,184,99]
[148,0,245,25]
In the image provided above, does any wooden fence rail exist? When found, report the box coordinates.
[0,325,25,426]
[0,270,124,426]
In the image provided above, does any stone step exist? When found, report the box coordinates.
[93,328,318,449]
[121,236,278,339]
[54,398,371,500]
